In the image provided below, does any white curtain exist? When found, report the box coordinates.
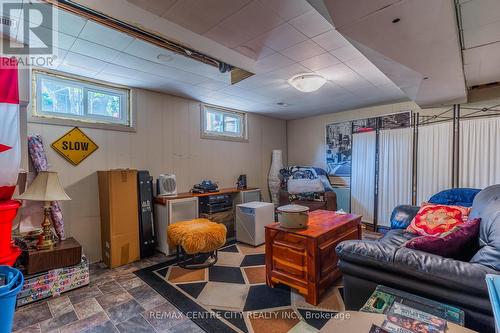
[377,128,413,227]
[459,117,500,188]
[416,122,453,204]
[351,132,376,224]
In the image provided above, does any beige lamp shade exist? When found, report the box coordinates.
[16,171,71,202]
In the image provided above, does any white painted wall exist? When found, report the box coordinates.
[287,101,420,169]
[27,89,287,262]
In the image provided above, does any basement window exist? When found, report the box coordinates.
[31,70,133,131]
[201,105,247,142]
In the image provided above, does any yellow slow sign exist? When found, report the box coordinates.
[51,127,98,166]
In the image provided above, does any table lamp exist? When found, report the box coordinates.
[16,171,71,250]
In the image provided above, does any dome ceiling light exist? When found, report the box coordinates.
[288,73,327,93]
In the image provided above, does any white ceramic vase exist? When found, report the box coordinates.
[268,149,283,207]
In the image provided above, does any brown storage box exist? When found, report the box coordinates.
[98,169,140,268]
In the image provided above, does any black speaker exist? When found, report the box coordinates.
[137,170,156,258]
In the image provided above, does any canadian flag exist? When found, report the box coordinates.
[0,58,21,201]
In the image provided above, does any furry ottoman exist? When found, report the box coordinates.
[167,218,227,255]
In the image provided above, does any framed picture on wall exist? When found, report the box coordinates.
[326,122,352,178]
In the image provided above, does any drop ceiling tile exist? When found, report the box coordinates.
[262,0,312,21]
[233,73,277,89]
[20,2,86,37]
[101,63,164,83]
[234,42,275,60]
[280,39,325,62]
[16,23,76,50]
[256,23,308,51]
[114,52,209,85]
[127,0,179,16]
[95,71,150,87]
[123,39,171,63]
[312,29,350,51]
[459,0,500,31]
[267,63,310,80]
[300,52,341,71]
[330,45,364,62]
[462,20,500,49]
[78,21,134,51]
[71,39,120,62]
[57,63,98,78]
[196,79,229,91]
[204,0,283,49]
[288,10,332,38]
[55,8,87,36]
[123,38,229,82]
[46,48,68,69]
[59,52,108,76]
[317,63,362,83]
[254,52,295,73]
[162,0,251,34]
[463,42,500,86]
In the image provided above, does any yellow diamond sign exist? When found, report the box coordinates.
[51,127,98,166]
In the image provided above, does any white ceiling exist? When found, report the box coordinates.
[459,0,500,87]
[317,0,468,107]
[5,0,409,119]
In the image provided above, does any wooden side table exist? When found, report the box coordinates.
[26,237,82,275]
[265,211,362,305]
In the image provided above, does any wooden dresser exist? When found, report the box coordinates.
[265,211,362,305]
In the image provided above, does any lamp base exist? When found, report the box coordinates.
[36,237,55,251]
[37,203,55,251]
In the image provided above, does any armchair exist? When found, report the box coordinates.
[278,166,337,211]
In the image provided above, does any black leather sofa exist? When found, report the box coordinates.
[336,185,500,333]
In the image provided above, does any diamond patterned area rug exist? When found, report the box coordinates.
[135,242,346,333]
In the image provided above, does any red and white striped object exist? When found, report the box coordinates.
[0,58,20,201]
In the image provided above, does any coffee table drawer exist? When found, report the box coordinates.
[272,243,307,280]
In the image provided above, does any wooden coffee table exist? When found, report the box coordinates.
[265,211,362,305]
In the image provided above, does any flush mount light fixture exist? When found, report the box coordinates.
[288,73,327,93]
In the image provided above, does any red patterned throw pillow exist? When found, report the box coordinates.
[407,203,471,236]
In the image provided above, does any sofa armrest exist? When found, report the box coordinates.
[336,240,497,295]
[390,204,420,229]
[324,191,337,211]
[394,247,496,295]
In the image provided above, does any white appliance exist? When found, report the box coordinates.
[154,197,198,255]
[236,201,274,246]
[234,189,261,205]
[157,174,177,196]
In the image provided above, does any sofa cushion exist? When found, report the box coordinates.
[390,205,420,229]
[404,218,481,260]
[407,203,470,236]
[279,166,334,192]
[287,178,324,194]
[428,188,481,207]
[469,185,500,270]
[379,229,419,246]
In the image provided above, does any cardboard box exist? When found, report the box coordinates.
[98,169,140,268]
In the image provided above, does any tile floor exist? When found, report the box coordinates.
[13,230,381,333]
[13,254,203,333]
